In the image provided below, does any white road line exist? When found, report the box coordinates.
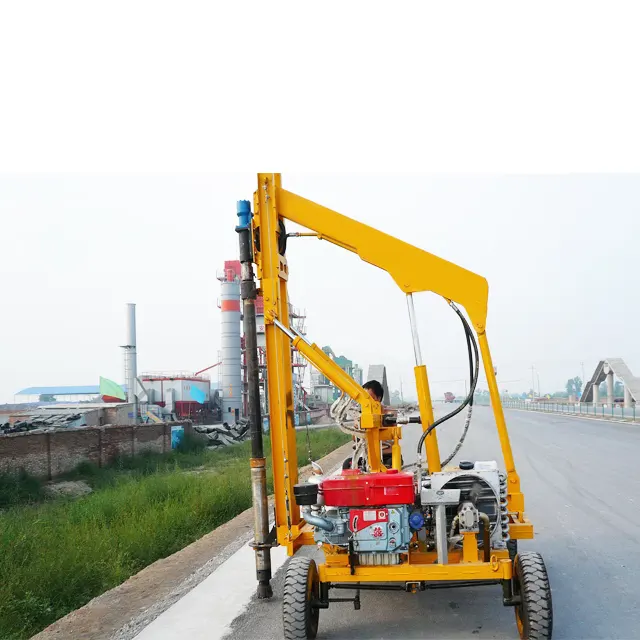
[133,541,288,640]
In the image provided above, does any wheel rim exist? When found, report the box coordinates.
[512,552,552,640]
[306,563,319,636]
[513,558,526,639]
[515,605,525,639]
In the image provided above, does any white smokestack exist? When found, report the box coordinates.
[123,303,138,421]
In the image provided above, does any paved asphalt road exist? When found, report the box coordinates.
[227,407,640,639]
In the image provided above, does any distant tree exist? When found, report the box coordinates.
[39,394,56,402]
[565,377,582,397]
[574,377,582,395]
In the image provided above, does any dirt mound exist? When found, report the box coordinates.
[44,480,93,499]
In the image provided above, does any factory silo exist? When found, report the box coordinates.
[218,260,242,422]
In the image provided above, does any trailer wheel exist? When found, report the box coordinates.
[283,556,320,640]
[513,552,553,639]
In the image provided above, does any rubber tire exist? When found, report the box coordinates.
[507,539,518,562]
[283,556,320,640]
[513,552,553,639]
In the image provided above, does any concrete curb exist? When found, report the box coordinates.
[32,440,354,640]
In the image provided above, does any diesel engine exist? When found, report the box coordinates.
[294,460,510,567]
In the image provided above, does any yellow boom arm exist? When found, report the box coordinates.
[272,318,386,472]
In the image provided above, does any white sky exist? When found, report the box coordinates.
[1,173,638,403]
[1,3,640,403]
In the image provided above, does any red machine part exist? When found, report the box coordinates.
[321,469,415,507]
[349,508,389,533]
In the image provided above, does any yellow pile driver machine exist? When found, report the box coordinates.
[235,174,552,640]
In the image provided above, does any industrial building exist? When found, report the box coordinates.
[16,385,103,404]
[11,302,221,426]
[10,259,371,428]
[139,372,219,421]
[310,346,366,404]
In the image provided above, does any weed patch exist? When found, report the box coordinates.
[0,427,348,639]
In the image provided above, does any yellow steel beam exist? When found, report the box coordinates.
[277,187,489,332]
[415,364,441,472]
[477,331,525,515]
[462,532,479,563]
[290,337,373,407]
[318,559,512,583]
[508,519,534,539]
[255,174,300,548]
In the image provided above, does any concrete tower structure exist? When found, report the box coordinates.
[219,260,242,422]
[122,303,138,421]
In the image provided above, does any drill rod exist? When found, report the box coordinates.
[237,201,272,599]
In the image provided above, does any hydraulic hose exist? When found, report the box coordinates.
[440,326,476,468]
[417,301,479,458]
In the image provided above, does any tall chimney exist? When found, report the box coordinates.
[219,261,242,423]
[122,303,138,422]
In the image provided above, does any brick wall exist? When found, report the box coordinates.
[0,422,192,480]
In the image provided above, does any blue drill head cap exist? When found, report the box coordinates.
[236,200,252,231]
[409,510,425,530]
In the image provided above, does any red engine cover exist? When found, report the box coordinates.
[322,469,415,507]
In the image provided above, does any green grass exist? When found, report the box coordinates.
[0,470,47,509]
[0,427,348,639]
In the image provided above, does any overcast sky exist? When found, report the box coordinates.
[1,173,638,404]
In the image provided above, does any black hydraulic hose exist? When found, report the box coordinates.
[465,327,475,406]
[417,302,479,457]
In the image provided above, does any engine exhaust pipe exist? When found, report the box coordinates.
[301,507,335,532]
[237,200,272,599]
[479,512,491,563]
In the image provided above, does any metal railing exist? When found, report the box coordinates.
[140,370,211,380]
[502,399,638,422]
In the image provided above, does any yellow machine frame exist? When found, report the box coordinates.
[251,173,533,586]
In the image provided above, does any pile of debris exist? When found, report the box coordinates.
[193,418,251,449]
[1,413,84,435]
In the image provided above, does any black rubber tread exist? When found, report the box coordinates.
[514,552,553,639]
[282,556,319,640]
